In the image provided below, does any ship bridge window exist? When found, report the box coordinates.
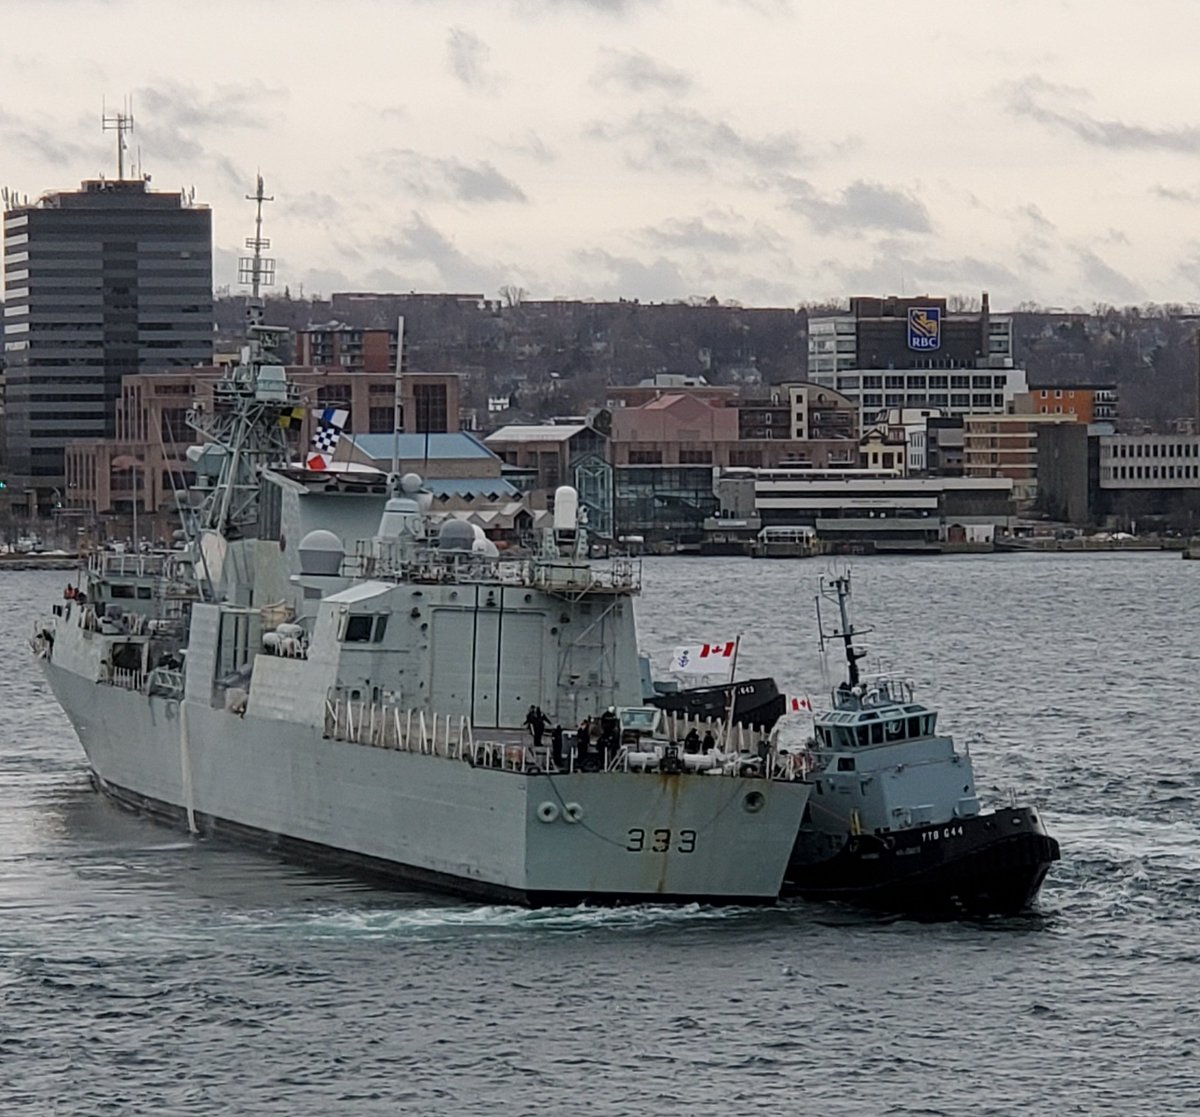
[907,716,921,737]
[815,726,830,747]
[870,723,884,745]
[885,718,907,742]
[856,726,870,747]
[343,614,389,643]
[111,584,135,599]
[837,756,855,771]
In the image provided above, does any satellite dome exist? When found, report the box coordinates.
[401,472,423,494]
[437,520,475,551]
[298,529,345,576]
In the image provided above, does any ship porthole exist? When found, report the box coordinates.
[563,802,584,823]
[537,801,560,823]
[743,791,766,814]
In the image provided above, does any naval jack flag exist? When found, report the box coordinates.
[669,639,738,677]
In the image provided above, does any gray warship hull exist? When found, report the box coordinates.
[44,661,808,905]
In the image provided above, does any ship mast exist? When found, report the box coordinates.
[817,573,869,689]
[187,176,297,548]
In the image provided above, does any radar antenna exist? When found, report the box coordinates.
[239,173,276,302]
[815,571,872,688]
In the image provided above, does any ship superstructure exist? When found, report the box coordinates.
[784,573,1059,915]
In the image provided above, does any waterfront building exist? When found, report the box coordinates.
[963,413,1081,505]
[3,177,212,507]
[609,389,860,471]
[861,407,947,473]
[808,293,1027,426]
[484,418,613,537]
[712,469,1014,550]
[1025,385,1118,423]
[1037,426,1200,527]
[927,415,965,476]
[294,322,396,374]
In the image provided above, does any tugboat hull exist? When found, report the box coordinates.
[784,806,1061,917]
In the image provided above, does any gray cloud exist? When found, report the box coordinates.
[1008,74,1200,153]
[592,49,692,94]
[371,149,526,203]
[822,244,1022,301]
[642,213,781,255]
[282,191,343,222]
[496,130,557,163]
[446,27,498,90]
[574,247,687,300]
[134,80,285,163]
[1152,183,1198,203]
[1076,249,1141,302]
[1020,203,1054,230]
[787,180,932,235]
[588,107,807,174]
[380,212,508,292]
[0,107,93,167]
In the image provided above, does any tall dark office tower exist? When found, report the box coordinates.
[3,177,212,502]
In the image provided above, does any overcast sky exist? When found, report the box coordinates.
[4,0,1200,310]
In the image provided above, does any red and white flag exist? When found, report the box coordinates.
[789,695,813,714]
[669,640,737,675]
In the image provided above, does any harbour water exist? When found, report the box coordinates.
[1,554,1197,1115]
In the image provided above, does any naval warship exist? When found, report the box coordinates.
[31,306,810,907]
[783,573,1060,915]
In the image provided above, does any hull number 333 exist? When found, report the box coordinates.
[626,828,696,853]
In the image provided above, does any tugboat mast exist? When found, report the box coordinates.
[817,573,869,689]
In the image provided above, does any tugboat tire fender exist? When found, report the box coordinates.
[537,801,560,823]
[563,802,584,824]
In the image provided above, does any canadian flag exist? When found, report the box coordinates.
[670,641,737,675]
[789,695,813,713]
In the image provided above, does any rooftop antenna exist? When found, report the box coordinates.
[238,173,276,301]
[101,97,134,181]
[390,315,406,489]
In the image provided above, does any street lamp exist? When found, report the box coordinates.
[111,455,142,552]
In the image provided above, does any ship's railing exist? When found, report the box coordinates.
[832,673,916,710]
[321,697,804,780]
[88,551,171,579]
[345,541,641,595]
[323,698,536,771]
[109,666,145,692]
[147,667,185,698]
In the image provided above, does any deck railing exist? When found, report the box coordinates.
[321,696,805,780]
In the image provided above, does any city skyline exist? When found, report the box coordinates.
[4,0,1200,309]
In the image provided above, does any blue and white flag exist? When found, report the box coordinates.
[313,406,349,431]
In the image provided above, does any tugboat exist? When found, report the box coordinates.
[784,573,1060,916]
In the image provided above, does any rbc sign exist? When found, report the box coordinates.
[907,306,941,351]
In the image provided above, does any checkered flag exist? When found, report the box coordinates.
[311,425,341,455]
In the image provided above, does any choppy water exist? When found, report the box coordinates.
[1,555,1198,1115]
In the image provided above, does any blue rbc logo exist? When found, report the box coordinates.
[907,306,942,351]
